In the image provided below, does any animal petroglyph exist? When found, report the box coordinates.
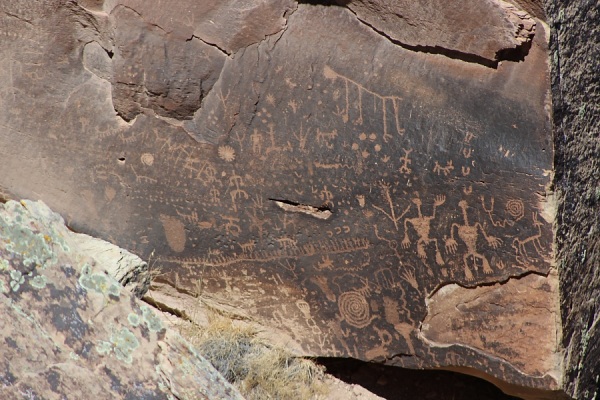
[315,128,338,148]
[402,195,446,265]
[276,236,298,250]
[446,200,502,280]
[512,212,546,265]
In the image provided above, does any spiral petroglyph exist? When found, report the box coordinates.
[338,291,371,328]
[506,199,524,220]
[140,153,154,166]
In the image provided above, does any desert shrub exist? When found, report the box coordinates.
[178,314,327,400]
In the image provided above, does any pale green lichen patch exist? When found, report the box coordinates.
[2,222,54,269]
[30,275,47,289]
[96,340,113,356]
[78,264,121,298]
[9,270,24,292]
[0,259,9,272]
[141,305,164,332]
[95,327,140,364]
[112,328,140,364]
[128,312,141,327]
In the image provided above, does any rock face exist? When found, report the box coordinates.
[0,0,562,398]
[0,199,243,400]
[339,0,536,66]
[545,1,600,399]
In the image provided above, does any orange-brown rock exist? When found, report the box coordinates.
[0,0,570,399]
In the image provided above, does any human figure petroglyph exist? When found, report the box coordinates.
[445,200,502,281]
[209,187,221,204]
[402,195,446,265]
[229,172,248,212]
[512,212,546,264]
[250,128,263,154]
[320,185,334,207]
[398,148,413,175]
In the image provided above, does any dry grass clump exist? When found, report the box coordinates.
[179,314,327,400]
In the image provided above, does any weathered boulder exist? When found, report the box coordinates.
[0,199,243,399]
[0,0,565,398]
[546,0,600,399]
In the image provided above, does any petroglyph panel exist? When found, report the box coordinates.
[0,0,557,394]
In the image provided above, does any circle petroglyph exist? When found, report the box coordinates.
[505,199,524,220]
[338,291,371,328]
[140,153,154,166]
[218,145,236,162]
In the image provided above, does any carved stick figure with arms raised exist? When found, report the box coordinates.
[445,200,502,280]
[402,195,446,265]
